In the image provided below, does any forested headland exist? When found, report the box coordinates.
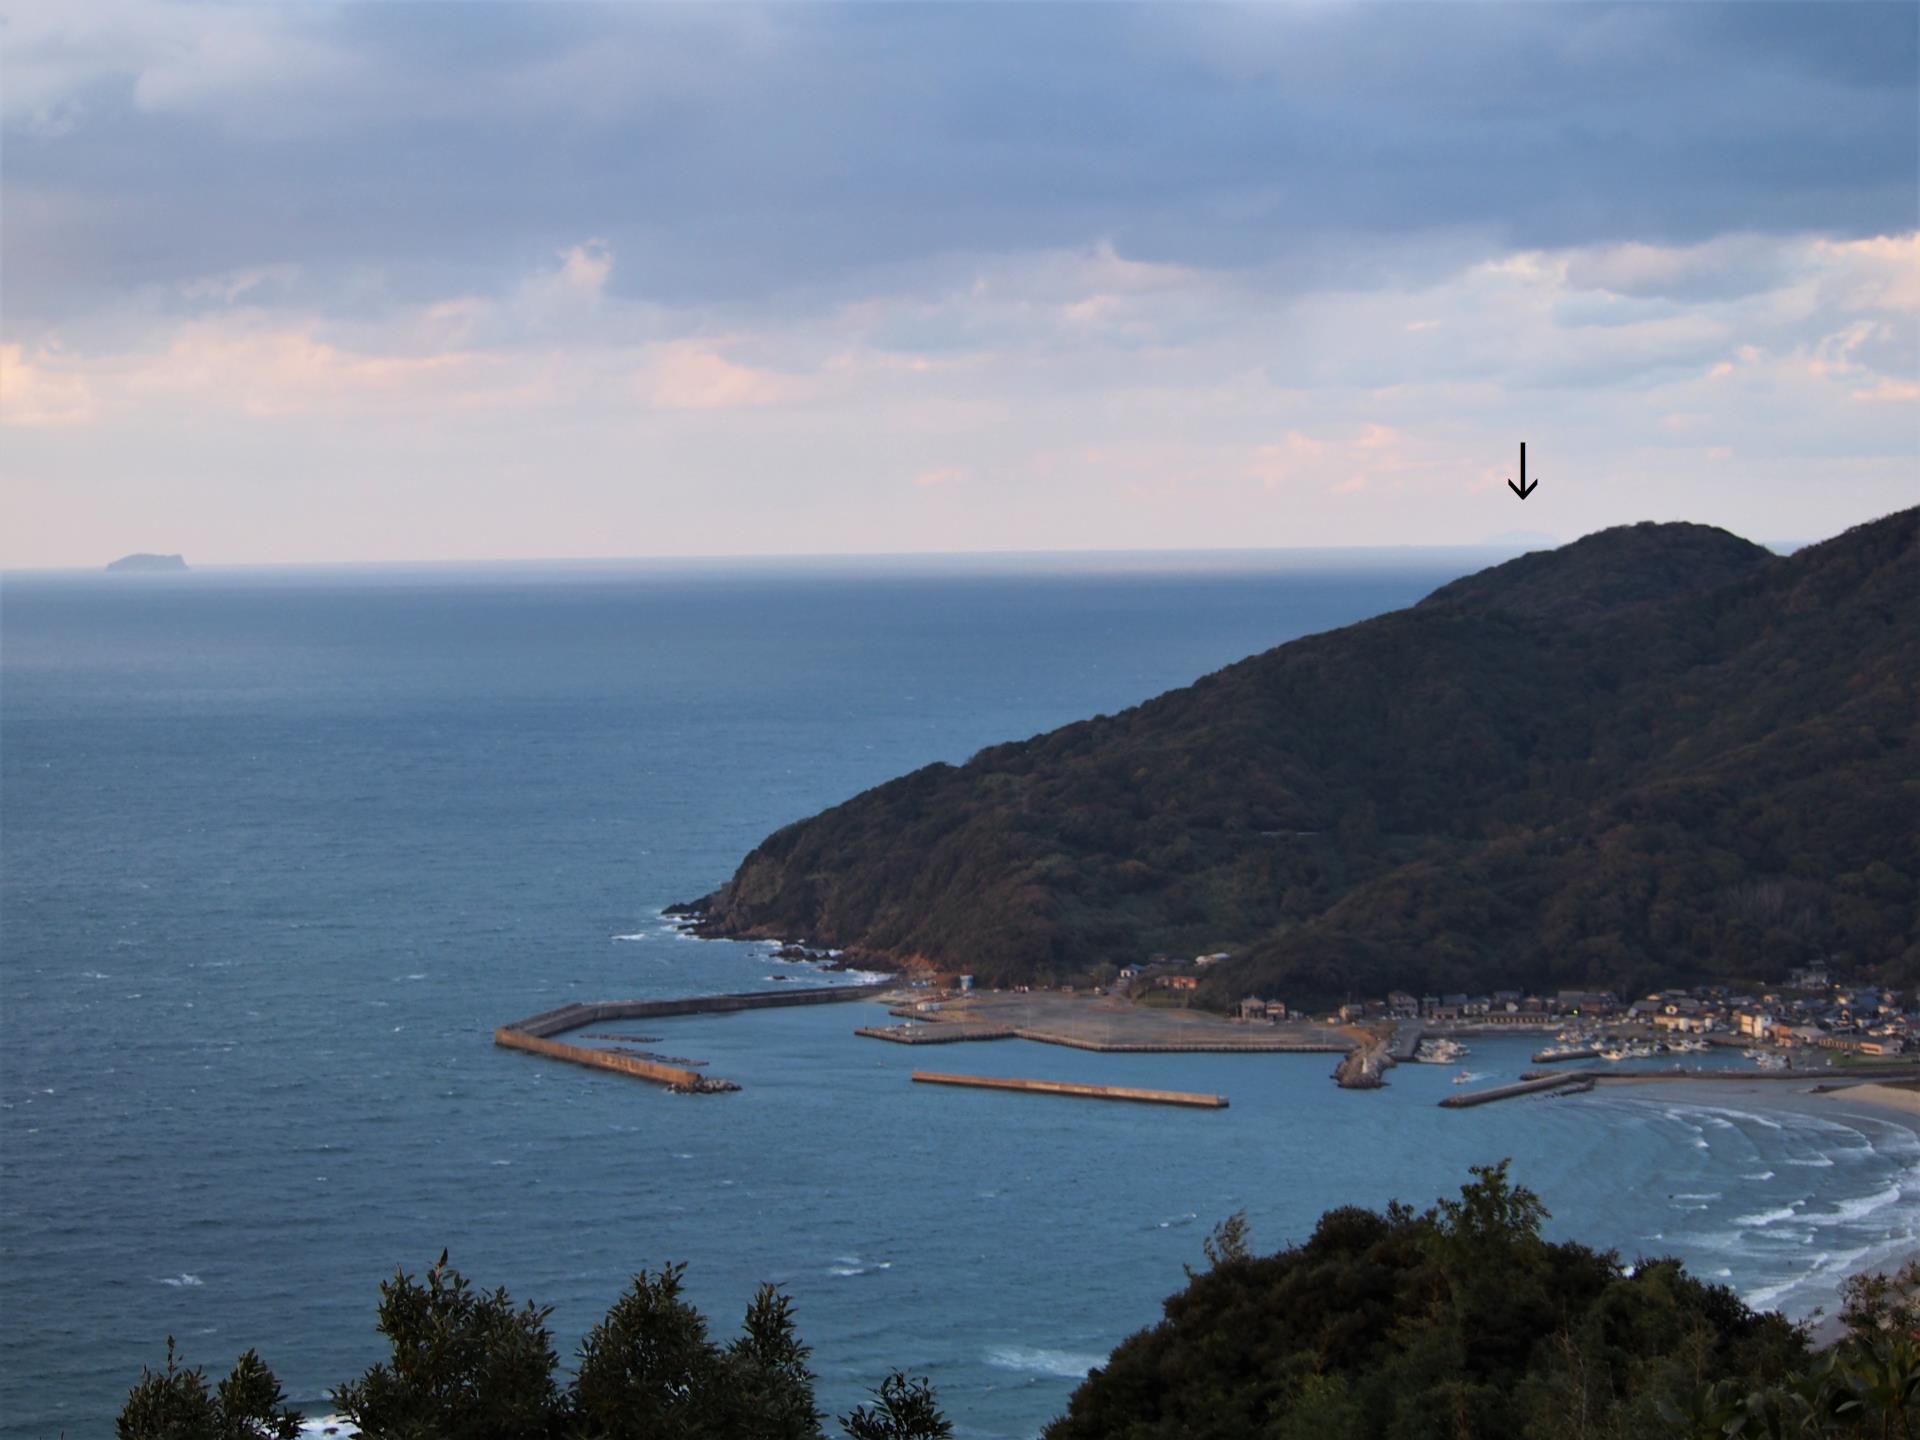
[685,509,1918,1009]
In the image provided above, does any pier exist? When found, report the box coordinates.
[495,982,893,1091]
[500,982,892,1039]
[493,1028,737,1092]
[855,1025,1018,1044]
[911,1071,1228,1108]
[1532,1046,1599,1064]
[1439,1073,1594,1107]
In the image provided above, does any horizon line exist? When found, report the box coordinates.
[6,530,1820,577]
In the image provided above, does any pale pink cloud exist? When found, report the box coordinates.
[1849,378,1920,403]
[913,466,969,488]
[642,345,799,411]
[1245,431,1326,490]
[125,323,488,416]
[0,344,97,427]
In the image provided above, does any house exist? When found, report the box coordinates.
[1387,991,1419,1019]
[1338,1002,1367,1023]
[1155,975,1199,992]
[1238,997,1270,1022]
[1734,1008,1776,1039]
[1790,963,1832,991]
[1652,1010,1711,1034]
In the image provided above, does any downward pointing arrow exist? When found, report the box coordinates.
[1507,442,1538,500]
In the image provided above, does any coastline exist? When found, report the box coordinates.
[1586,1073,1920,1343]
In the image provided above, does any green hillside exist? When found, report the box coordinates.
[685,510,1918,1007]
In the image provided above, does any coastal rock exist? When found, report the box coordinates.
[1333,1044,1392,1089]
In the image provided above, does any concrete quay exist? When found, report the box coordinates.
[496,982,893,1091]
[911,1070,1229,1108]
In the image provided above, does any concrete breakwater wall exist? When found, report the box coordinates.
[855,1025,1018,1044]
[495,982,892,1091]
[911,1070,1228,1109]
[1439,1073,1590,1107]
[857,1022,1344,1054]
[493,1028,733,1091]
[501,982,893,1039]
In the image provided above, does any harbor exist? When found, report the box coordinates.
[911,1070,1229,1108]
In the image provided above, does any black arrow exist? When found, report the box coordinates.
[1507,442,1538,500]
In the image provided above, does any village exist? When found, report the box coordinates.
[1104,954,1915,1058]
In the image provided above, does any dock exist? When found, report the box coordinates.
[495,982,893,1092]
[493,1028,737,1093]
[1439,1073,1593,1108]
[855,1025,1018,1044]
[1532,1046,1599,1064]
[500,982,892,1039]
[911,1070,1228,1108]
[858,1021,1343,1054]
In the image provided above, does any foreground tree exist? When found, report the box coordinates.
[1045,1161,1806,1440]
[840,1373,954,1440]
[331,1250,568,1439]
[117,1339,301,1440]
[125,1255,944,1440]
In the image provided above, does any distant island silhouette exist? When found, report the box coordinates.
[105,554,189,573]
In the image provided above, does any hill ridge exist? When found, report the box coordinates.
[688,510,1918,1005]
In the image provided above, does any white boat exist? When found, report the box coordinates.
[1452,1069,1473,1084]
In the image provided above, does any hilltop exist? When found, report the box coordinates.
[683,510,1918,1007]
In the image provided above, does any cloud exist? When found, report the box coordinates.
[913,466,968,489]
[0,344,97,426]
[641,344,798,412]
[3,4,1913,328]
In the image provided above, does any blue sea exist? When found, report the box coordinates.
[5,554,1918,1440]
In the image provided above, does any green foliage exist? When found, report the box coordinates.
[331,1250,567,1439]
[690,509,1920,1007]
[117,1338,301,1440]
[840,1373,955,1440]
[1043,1164,1808,1440]
[130,1256,939,1440]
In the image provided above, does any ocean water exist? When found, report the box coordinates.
[4,555,1917,1440]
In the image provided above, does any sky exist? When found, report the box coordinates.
[2,1,1916,568]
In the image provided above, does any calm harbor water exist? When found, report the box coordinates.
[5,555,1917,1439]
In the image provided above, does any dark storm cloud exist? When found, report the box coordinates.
[5,1,1915,326]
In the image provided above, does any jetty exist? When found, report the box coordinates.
[495,982,892,1092]
[500,982,891,1039]
[911,1071,1228,1108]
[1532,1046,1599,1064]
[1439,1073,1594,1108]
[855,1024,1018,1044]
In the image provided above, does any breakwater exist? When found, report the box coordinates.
[496,982,893,1091]
[1440,1073,1591,1107]
[501,982,892,1039]
[856,1025,1019,1044]
[911,1071,1229,1108]
[858,1022,1343,1054]
[493,1028,737,1092]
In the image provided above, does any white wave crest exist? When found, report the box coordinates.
[984,1345,1104,1379]
[159,1273,203,1287]
[1736,1203,1803,1228]
[1806,1182,1906,1228]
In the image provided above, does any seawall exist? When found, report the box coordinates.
[495,982,893,1090]
[501,982,892,1039]
[911,1070,1228,1108]
[493,1028,716,1089]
